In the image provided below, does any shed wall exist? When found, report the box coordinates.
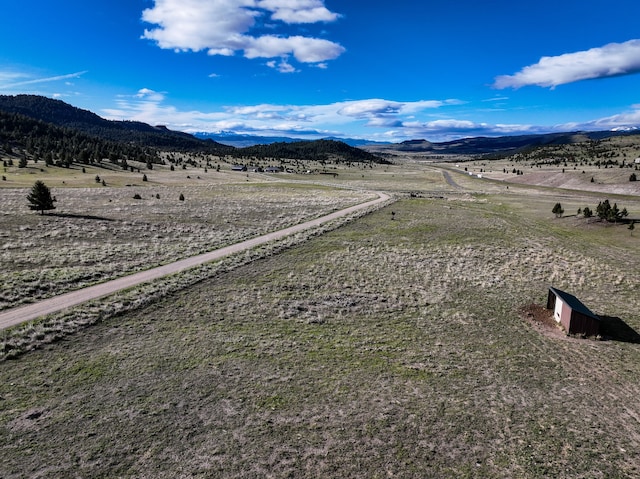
[559,302,573,333]
[568,311,600,337]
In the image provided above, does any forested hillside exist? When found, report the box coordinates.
[234,139,390,164]
[0,95,232,153]
[0,95,387,165]
[0,109,161,168]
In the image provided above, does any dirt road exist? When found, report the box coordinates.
[0,192,391,330]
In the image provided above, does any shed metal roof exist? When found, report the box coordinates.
[549,287,600,321]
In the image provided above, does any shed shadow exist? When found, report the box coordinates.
[598,316,640,344]
[51,213,114,222]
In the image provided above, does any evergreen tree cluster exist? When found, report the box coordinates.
[0,95,387,166]
[231,139,390,164]
[595,200,628,222]
[0,94,233,154]
[570,200,630,223]
[0,110,160,167]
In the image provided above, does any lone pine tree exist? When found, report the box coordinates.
[26,180,56,214]
[552,202,564,218]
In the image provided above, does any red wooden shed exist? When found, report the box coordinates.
[546,287,600,337]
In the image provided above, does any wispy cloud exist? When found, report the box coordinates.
[494,39,640,89]
[101,91,490,141]
[141,0,344,69]
[557,105,640,132]
[0,71,88,89]
[101,90,640,142]
[266,58,298,73]
[337,99,463,119]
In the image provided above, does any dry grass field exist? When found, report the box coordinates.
[1,161,372,311]
[2,157,640,478]
[444,154,640,197]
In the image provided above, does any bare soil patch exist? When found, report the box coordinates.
[520,303,567,340]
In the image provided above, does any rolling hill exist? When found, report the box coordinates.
[0,95,387,164]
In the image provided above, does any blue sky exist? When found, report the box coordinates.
[2,0,640,142]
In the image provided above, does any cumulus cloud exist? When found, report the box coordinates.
[102,93,484,141]
[337,99,462,119]
[136,88,166,101]
[109,89,607,141]
[494,39,640,89]
[245,35,343,62]
[105,90,546,142]
[141,0,344,68]
[256,0,339,23]
[111,89,640,141]
[557,105,640,132]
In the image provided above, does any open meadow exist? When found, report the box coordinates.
[1,160,373,310]
[2,157,640,477]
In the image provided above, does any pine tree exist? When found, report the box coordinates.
[552,202,564,218]
[596,199,629,222]
[26,180,55,214]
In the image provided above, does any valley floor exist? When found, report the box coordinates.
[2,163,640,478]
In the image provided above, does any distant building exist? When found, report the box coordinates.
[546,286,600,336]
[232,164,247,171]
[265,166,282,173]
[634,158,640,164]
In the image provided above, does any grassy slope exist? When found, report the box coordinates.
[2,180,640,477]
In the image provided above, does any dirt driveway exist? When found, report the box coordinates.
[0,191,391,330]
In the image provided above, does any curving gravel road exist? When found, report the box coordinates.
[0,192,391,330]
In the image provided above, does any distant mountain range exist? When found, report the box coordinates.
[2,94,639,159]
[367,130,640,156]
[194,131,388,148]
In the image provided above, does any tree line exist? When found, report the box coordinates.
[554,200,630,223]
[0,95,388,167]
[0,110,161,168]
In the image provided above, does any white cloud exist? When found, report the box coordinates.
[0,71,87,89]
[0,72,25,83]
[245,35,343,62]
[494,39,640,89]
[136,88,165,100]
[256,0,339,23]
[102,93,476,141]
[557,105,640,132]
[141,0,344,68]
[337,99,461,119]
[102,90,640,142]
[266,58,298,73]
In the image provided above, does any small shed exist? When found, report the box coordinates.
[546,287,600,336]
[232,164,247,172]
